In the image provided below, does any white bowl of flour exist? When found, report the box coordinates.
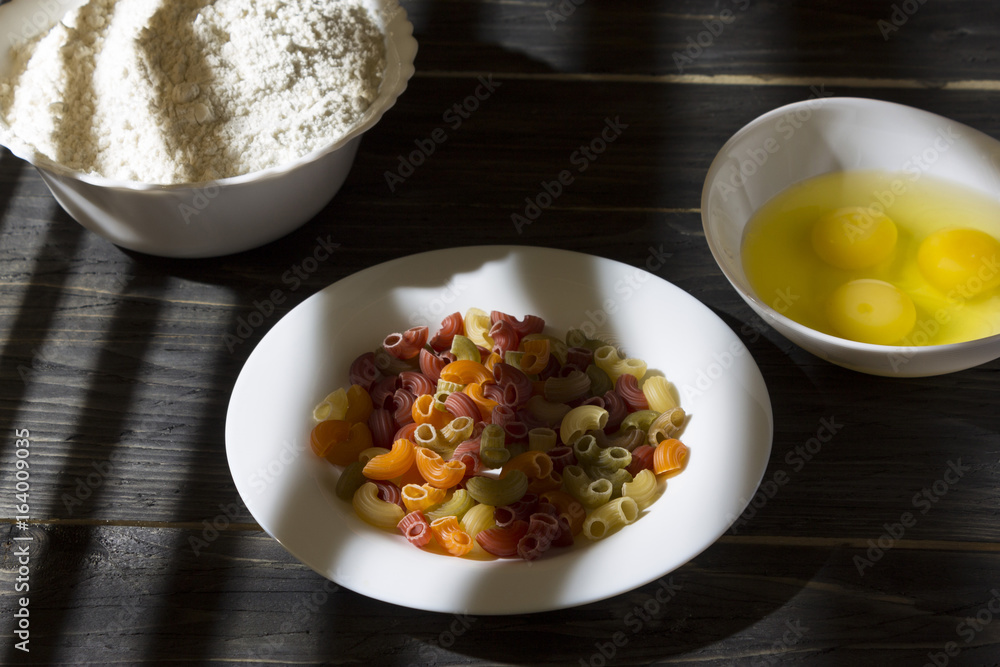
[0,0,417,257]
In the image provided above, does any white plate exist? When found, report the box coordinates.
[226,245,773,615]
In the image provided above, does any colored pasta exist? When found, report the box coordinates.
[310,307,692,561]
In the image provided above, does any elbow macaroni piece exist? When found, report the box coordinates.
[582,496,639,540]
[594,345,647,383]
[562,465,613,509]
[430,515,474,556]
[363,438,416,480]
[465,469,528,506]
[560,405,609,445]
[401,482,447,513]
[426,489,477,522]
[642,376,679,413]
[415,447,466,489]
[647,407,686,446]
[353,482,405,530]
[621,469,659,510]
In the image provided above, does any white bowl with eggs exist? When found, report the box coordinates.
[702,97,1000,376]
[0,0,417,258]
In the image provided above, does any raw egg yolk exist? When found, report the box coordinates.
[826,279,916,345]
[811,207,898,270]
[916,228,1000,297]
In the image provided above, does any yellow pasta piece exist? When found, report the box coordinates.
[594,345,647,383]
[582,497,639,540]
[560,405,609,445]
[641,376,679,413]
[647,407,687,446]
[426,489,477,522]
[401,483,447,513]
[463,308,494,348]
[312,387,348,422]
[440,415,475,447]
[413,423,453,457]
[459,503,497,538]
[621,469,659,510]
[363,438,416,480]
[352,482,405,531]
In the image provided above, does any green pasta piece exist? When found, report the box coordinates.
[620,409,659,433]
[504,350,524,368]
[335,461,366,501]
[566,329,607,351]
[586,363,612,396]
[596,446,632,472]
[479,423,510,469]
[572,434,601,467]
[426,489,476,522]
[562,465,614,509]
[465,470,528,506]
[528,427,558,451]
[587,466,634,499]
[450,335,480,362]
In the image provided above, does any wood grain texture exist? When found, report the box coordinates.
[1,0,999,664]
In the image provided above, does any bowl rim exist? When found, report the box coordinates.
[0,0,418,191]
[700,95,1000,357]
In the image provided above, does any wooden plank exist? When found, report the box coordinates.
[400,0,1000,83]
[3,524,1000,664]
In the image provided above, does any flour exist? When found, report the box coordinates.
[0,0,386,184]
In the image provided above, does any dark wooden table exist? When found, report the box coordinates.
[3,0,1000,664]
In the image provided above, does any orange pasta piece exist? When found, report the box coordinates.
[483,352,503,372]
[344,384,374,424]
[430,516,474,556]
[325,422,374,467]
[519,338,550,374]
[415,447,466,489]
[363,438,416,480]
[402,483,447,513]
[463,382,498,422]
[392,459,426,487]
[653,438,690,475]
[500,450,553,481]
[527,470,562,495]
[411,393,454,429]
[310,419,351,459]
[440,359,494,385]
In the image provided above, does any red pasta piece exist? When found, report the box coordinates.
[383,326,429,360]
[392,389,416,427]
[393,421,419,444]
[627,444,656,476]
[450,447,481,477]
[615,374,649,412]
[370,375,399,410]
[428,312,463,352]
[368,408,396,448]
[373,480,405,509]
[565,346,594,369]
[546,446,576,473]
[397,511,432,548]
[399,370,435,397]
[349,352,381,391]
[517,512,561,561]
[494,493,539,527]
[491,405,530,440]
[488,319,519,356]
[490,311,545,338]
[602,390,628,433]
[443,391,481,422]
[494,362,532,407]
[537,354,562,380]
[418,348,453,383]
[475,520,529,558]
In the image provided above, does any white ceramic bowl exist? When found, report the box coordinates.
[702,97,1000,377]
[0,0,417,258]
